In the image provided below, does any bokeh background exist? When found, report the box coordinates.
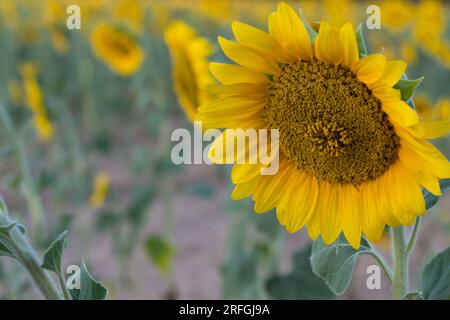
[0,0,449,299]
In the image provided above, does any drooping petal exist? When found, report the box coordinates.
[231,176,260,200]
[397,128,450,179]
[399,145,442,195]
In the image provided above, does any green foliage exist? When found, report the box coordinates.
[310,235,371,295]
[144,234,174,275]
[301,14,317,43]
[422,179,450,210]
[421,247,450,300]
[266,245,334,299]
[69,262,108,300]
[403,292,424,300]
[41,231,68,274]
[394,77,424,102]
[355,24,367,57]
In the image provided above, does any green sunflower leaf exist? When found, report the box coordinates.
[394,77,424,102]
[355,24,367,57]
[69,262,108,300]
[144,234,174,275]
[41,231,68,274]
[422,179,450,210]
[300,14,317,43]
[0,239,15,258]
[421,247,450,300]
[266,245,334,299]
[403,292,424,300]
[310,235,371,295]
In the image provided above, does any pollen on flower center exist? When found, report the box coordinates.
[263,59,400,185]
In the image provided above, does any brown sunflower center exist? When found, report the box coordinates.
[263,59,400,185]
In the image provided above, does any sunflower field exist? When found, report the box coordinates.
[0,0,449,301]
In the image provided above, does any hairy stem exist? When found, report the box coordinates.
[391,226,408,299]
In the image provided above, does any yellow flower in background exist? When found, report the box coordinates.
[434,98,450,121]
[20,63,54,142]
[8,80,23,106]
[165,21,215,121]
[413,0,446,44]
[50,27,69,54]
[380,0,414,33]
[91,24,144,76]
[414,95,433,121]
[114,0,143,33]
[199,2,450,248]
[33,113,54,142]
[323,0,356,27]
[89,171,110,209]
[199,0,231,22]
[400,43,417,64]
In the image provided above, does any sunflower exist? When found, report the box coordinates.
[165,21,215,121]
[197,2,450,248]
[91,24,143,76]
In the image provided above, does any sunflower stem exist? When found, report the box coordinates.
[390,226,408,299]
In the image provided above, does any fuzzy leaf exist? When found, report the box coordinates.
[69,262,108,300]
[421,247,450,300]
[144,235,174,275]
[394,77,424,102]
[41,231,68,274]
[422,179,450,210]
[310,235,371,295]
[266,245,334,299]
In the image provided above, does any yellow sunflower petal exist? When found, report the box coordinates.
[231,176,260,200]
[375,60,407,87]
[231,163,261,184]
[253,160,292,213]
[360,181,385,243]
[314,21,343,65]
[399,146,442,195]
[198,97,264,116]
[218,36,279,74]
[341,184,361,249]
[398,128,450,179]
[353,53,386,84]
[317,182,342,245]
[407,121,450,139]
[268,2,313,61]
[231,21,285,61]
[371,86,401,102]
[382,100,420,127]
[209,63,269,84]
[339,23,359,69]
[278,171,318,233]
[384,163,424,226]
